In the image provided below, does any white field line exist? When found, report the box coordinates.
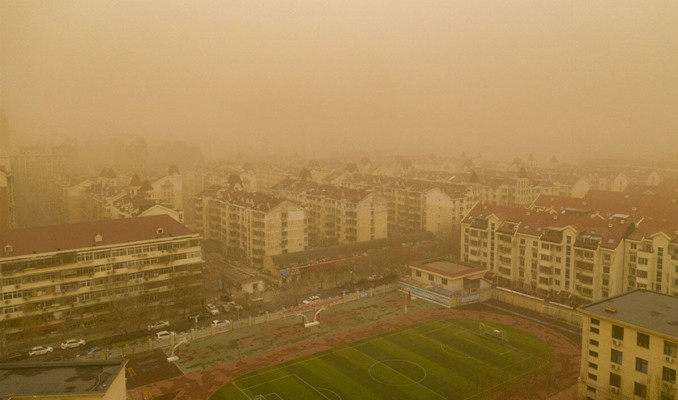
[234,320,444,387]
[294,374,334,400]
[241,374,297,391]
[232,380,253,400]
[346,345,448,400]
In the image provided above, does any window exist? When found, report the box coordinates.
[589,350,598,358]
[609,373,621,387]
[590,326,599,334]
[588,362,598,370]
[591,318,600,325]
[612,325,624,340]
[428,274,434,281]
[664,367,677,384]
[441,278,448,285]
[665,341,678,357]
[637,332,650,349]
[611,349,623,364]
[587,373,597,381]
[589,339,599,347]
[635,357,648,374]
[415,271,421,277]
[634,382,647,398]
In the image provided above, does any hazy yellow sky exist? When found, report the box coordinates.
[1,1,677,160]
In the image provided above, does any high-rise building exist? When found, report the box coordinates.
[0,158,15,230]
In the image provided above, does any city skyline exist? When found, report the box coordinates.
[1,1,677,161]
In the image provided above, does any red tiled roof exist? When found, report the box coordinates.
[201,186,286,212]
[0,215,195,259]
[626,218,678,242]
[283,181,371,203]
[463,203,633,249]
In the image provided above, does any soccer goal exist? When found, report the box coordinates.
[479,323,507,343]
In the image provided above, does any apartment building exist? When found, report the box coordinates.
[275,181,387,247]
[623,219,678,297]
[0,158,15,230]
[461,204,634,304]
[466,169,560,208]
[578,290,678,400]
[341,174,473,236]
[65,169,183,224]
[424,186,471,234]
[0,215,205,346]
[194,186,305,265]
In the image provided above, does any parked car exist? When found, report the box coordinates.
[154,331,175,340]
[147,320,170,331]
[29,346,53,356]
[303,295,320,304]
[205,303,219,315]
[60,339,86,350]
[211,319,231,328]
[1,351,25,362]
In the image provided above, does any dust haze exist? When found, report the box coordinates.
[1,1,677,161]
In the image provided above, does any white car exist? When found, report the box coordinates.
[29,345,53,356]
[61,339,86,349]
[155,330,175,340]
[147,320,170,331]
[303,295,320,304]
[205,303,219,315]
[211,319,231,328]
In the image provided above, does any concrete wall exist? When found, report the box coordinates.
[491,287,582,328]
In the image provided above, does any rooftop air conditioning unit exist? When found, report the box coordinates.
[611,364,621,371]
[666,355,675,363]
[612,339,622,346]
[610,386,620,394]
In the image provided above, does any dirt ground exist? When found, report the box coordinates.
[126,292,581,400]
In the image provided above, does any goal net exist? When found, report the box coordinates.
[479,323,507,343]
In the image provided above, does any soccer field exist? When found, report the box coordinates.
[210,318,553,400]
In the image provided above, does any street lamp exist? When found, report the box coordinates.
[167,333,189,362]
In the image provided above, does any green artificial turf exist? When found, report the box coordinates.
[211,319,554,400]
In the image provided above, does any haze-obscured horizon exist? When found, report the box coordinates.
[1,1,677,161]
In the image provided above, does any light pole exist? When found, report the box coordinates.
[167,333,189,362]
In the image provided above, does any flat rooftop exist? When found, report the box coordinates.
[0,359,126,397]
[410,259,486,279]
[581,290,678,338]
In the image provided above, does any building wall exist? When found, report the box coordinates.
[195,190,306,265]
[356,194,388,242]
[424,188,471,234]
[101,365,127,400]
[625,235,678,297]
[0,235,204,345]
[461,215,627,304]
[578,313,678,399]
